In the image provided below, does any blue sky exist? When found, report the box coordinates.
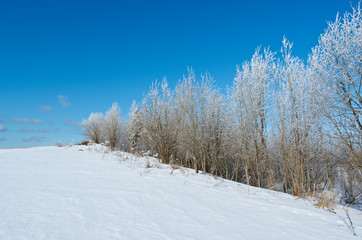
[0,0,358,148]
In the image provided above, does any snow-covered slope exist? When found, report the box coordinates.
[0,145,360,240]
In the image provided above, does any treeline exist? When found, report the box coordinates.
[81,6,361,205]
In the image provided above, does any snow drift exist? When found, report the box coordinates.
[0,145,360,240]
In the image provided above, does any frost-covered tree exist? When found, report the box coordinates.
[206,86,225,176]
[310,4,362,172]
[81,112,104,144]
[175,68,224,174]
[228,48,274,187]
[128,101,142,154]
[273,38,326,196]
[141,78,177,164]
[103,103,122,150]
[310,4,362,204]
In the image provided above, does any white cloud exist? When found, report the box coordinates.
[11,118,43,124]
[64,117,80,127]
[65,121,80,126]
[18,128,34,133]
[38,128,50,133]
[57,95,70,108]
[0,124,7,132]
[22,136,46,143]
[40,105,54,112]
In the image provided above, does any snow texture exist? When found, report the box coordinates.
[0,145,361,240]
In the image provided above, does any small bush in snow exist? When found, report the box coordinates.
[81,112,104,144]
[103,103,122,151]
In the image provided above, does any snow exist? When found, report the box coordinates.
[0,145,361,240]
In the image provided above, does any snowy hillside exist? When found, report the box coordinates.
[0,145,360,240]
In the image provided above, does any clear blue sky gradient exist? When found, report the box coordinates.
[0,0,358,148]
